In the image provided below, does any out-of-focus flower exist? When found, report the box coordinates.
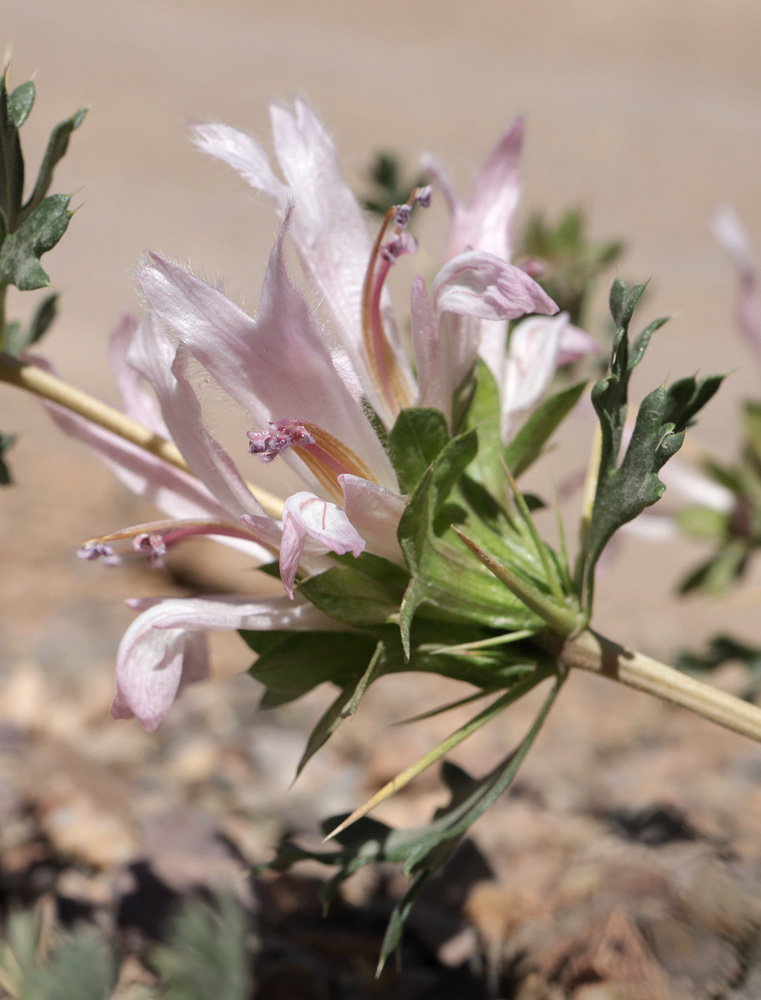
[713,205,761,363]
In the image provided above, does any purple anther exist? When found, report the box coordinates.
[134,532,167,568]
[416,186,432,208]
[394,204,412,228]
[380,232,419,264]
[247,419,316,463]
[77,542,121,567]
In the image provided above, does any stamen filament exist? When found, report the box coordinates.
[361,187,428,416]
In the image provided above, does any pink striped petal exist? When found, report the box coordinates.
[279,492,366,598]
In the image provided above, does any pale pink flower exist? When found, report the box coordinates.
[190,100,562,432]
[52,102,576,730]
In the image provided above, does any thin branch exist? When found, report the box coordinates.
[542,628,761,743]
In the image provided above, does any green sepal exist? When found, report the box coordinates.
[294,641,386,778]
[0,193,72,290]
[388,406,450,492]
[398,429,544,654]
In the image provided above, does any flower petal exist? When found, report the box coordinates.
[433,250,558,321]
[279,491,366,597]
[557,322,599,366]
[193,105,376,407]
[139,229,398,494]
[269,100,372,358]
[111,599,209,732]
[339,475,406,565]
[128,315,265,518]
[411,275,453,421]
[109,312,168,435]
[424,117,524,262]
[190,121,288,209]
[501,313,567,442]
[111,593,341,730]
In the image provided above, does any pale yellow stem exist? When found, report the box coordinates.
[0,353,284,518]
[547,629,761,743]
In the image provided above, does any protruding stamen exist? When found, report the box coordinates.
[361,186,431,415]
[380,231,418,264]
[79,518,255,567]
[77,542,121,566]
[133,532,168,568]
[247,417,378,502]
[416,185,432,208]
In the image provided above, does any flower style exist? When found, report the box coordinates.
[51,100,594,730]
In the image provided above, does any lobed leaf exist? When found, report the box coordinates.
[577,278,722,611]
[0,194,72,290]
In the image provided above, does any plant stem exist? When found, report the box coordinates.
[0,352,284,517]
[541,628,761,742]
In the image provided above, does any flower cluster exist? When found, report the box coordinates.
[51,101,594,731]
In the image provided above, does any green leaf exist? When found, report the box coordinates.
[675,633,761,675]
[295,643,385,777]
[578,279,722,610]
[0,193,72,290]
[9,81,35,128]
[679,543,748,596]
[0,909,115,1000]
[260,672,562,975]
[242,629,377,697]
[0,75,25,231]
[4,292,58,356]
[21,107,87,222]
[503,379,587,478]
[298,553,407,627]
[388,407,450,492]
[676,504,730,542]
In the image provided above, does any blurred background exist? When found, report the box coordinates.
[1,1,761,995]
